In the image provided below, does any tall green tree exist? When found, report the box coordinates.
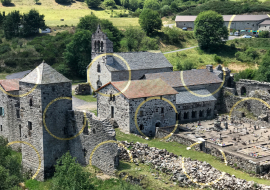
[63,29,92,78]
[255,50,270,82]
[143,0,160,10]
[194,11,228,49]
[85,0,101,8]
[139,9,162,35]
[20,9,46,37]
[3,11,21,39]
[77,14,123,52]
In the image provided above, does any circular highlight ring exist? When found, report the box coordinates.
[228,97,270,121]
[0,67,41,98]
[180,67,226,97]
[134,97,178,140]
[42,97,87,140]
[87,53,131,97]
[89,140,133,180]
[7,141,41,179]
[182,141,227,186]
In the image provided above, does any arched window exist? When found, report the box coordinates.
[192,111,196,118]
[184,112,189,119]
[97,64,101,73]
[241,86,247,96]
[29,98,33,106]
[199,110,204,118]
[94,41,97,51]
[139,124,144,130]
[101,41,104,52]
[207,109,211,117]
[155,122,161,127]
[97,41,100,52]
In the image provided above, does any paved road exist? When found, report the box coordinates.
[72,85,97,111]
[163,46,198,55]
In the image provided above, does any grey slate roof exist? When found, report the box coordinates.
[176,89,216,104]
[6,70,31,79]
[20,62,71,84]
[145,69,223,88]
[104,52,173,71]
[175,15,270,22]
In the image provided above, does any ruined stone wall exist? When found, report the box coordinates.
[236,79,270,97]
[97,84,130,132]
[67,110,119,175]
[129,95,176,137]
[0,90,21,150]
[111,67,173,81]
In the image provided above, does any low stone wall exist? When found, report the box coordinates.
[156,127,270,175]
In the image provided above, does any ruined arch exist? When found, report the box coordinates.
[241,86,247,96]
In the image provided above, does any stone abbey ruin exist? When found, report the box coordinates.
[2,25,270,184]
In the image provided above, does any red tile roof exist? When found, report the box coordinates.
[0,78,20,92]
[97,78,178,99]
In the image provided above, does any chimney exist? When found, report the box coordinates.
[206,65,213,72]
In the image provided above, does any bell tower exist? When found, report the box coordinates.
[91,24,114,61]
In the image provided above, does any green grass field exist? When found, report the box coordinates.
[115,128,270,186]
[0,0,139,27]
[72,90,97,102]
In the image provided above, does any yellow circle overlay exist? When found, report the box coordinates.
[134,97,178,140]
[228,97,270,121]
[87,53,131,97]
[42,97,87,140]
[7,141,41,180]
[0,67,41,98]
[182,141,227,186]
[180,67,226,97]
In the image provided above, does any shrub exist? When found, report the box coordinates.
[259,31,269,38]
[198,57,204,63]
[1,0,11,5]
[234,68,257,81]
[0,44,11,54]
[182,59,196,70]
[86,0,101,8]
[55,0,71,4]
[103,0,116,8]
[230,43,236,49]
[214,55,222,63]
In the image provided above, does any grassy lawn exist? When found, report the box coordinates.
[0,0,139,27]
[72,90,97,102]
[160,38,198,53]
[164,46,258,73]
[115,128,270,186]
[0,73,8,79]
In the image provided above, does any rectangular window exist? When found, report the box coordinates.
[0,107,2,115]
[0,125,2,131]
[28,121,32,130]
[19,125,21,137]
[176,113,178,121]
[0,107,4,116]
[110,93,112,101]
[111,106,114,118]
[16,109,20,118]
[112,95,115,101]
[140,111,143,116]
[161,107,164,113]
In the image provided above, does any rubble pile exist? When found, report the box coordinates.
[119,141,270,190]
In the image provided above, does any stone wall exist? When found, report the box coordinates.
[236,79,270,97]
[67,110,119,175]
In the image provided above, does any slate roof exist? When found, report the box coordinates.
[175,15,269,22]
[0,79,20,91]
[259,20,270,25]
[100,52,173,71]
[6,70,31,79]
[176,89,216,104]
[97,78,178,99]
[145,69,223,88]
[20,61,71,84]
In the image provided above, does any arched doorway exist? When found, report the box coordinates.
[241,86,247,96]
[155,122,161,128]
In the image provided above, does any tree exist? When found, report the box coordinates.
[194,11,228,49]
[20,9,46,37]
[35,0,39,4]
[77,15,123,51]
[139,9,162,35]
[1,0,11,6]
[120,0,129,8]
[85,0,101,8]
[64,30,92,78]
[103,0,116,8]
[51,152,95,190]
[143,0,160,10]
[55,0,71,4]
[255,50,270,82]
[129,0,139,11]
[3,11,21,39]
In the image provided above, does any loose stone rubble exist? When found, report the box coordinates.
[119,141,270,190]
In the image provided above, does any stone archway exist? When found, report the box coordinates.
[241,86,247,96]
[155,121,161,128]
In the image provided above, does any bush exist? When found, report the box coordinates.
[235,47,259,62]
[55,0,71,4]
[234,68,257,81]
[230,43,236,49]
[0,44,11,54]
[214,55,222,63]
[103,0,116,8]
[259,31,269,38]
[1,0,11,5]
[85,0,101,7]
